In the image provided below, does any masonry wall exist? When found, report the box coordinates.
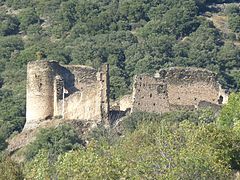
[55,64,109,123]
[25,60,110,130]
[119,95,133,111]
[132,67,227,114]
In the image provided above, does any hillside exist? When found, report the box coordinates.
[1,0,240,179]
[204,3,240,45]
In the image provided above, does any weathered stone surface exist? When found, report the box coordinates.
[132,67,228,114]
[25,63,228,130]
[25,60,110,131]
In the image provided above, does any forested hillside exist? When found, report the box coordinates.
[1,0,240,179]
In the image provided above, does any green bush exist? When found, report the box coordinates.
[24,120,238,179]
[24,125,84,160]
[0,13,19,36]
[225,4,240,15]
[218,93,240,128]
[229,15,240,33]
[0,155,23,180]
[121,110,216,133]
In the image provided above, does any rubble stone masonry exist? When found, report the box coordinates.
[131,67,228,113]
[25,60,110,130]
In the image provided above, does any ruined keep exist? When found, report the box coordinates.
[10,63,230,155]
[25,62,228,131]
[25,60,110,130]
[131,67,228,113]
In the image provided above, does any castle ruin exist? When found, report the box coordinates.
[25,60,109,130]
[25,61,228,130]
[131,67,228,113]
[7,61,229,155]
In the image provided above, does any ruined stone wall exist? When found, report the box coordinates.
[25,60,110,130]
[55,64,109,123]
[132,75,169,113]
[98,64,110,125]
[58,85,102,120]
[119,95,133,111]
[63,65,97,90]
[132,67,228,114]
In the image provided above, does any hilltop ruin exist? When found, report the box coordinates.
[131,67,228,113]
[7,61,229,154]
[24,61,228,131]
[25,60,110,130]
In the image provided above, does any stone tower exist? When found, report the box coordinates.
[25,60,110,130]
[26,61,56,130]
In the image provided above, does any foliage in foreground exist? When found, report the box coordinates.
[24,124,84,160]
[24,120,239,179]
[0,155,23,180]
[218,92,240,128]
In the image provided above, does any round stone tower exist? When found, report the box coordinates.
[25,61,55,130]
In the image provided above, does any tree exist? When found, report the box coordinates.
[25,120,237,179]
[0,13,19,36]
[0,155,23,180]
[228,15,240,33]
[218,93,240,128]
[18,8,40,32]
[25,125,84,160]
[217,42,240,70]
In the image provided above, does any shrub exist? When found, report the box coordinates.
[0,155,23,180]
[24,124,84,160]
[25,121,239,179]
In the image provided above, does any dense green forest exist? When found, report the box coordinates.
[1,0,240,179]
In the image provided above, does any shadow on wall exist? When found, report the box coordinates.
[110,108,131,125]
[52,63,79,97]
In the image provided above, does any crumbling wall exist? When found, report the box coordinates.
[63,65,97,90]
[132,75,169,113]
[55,64,110,123]
[119,95,133,111]
[59,86,102,120]
[25,60,110,130]
[98,64,110,125]
[132,67,228,114]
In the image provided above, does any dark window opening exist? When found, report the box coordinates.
[138,102,141,105]
[194,98,197,101]
[38,83,43,90]
[178,97,180,100]
[218,96,223,105]
[153,103,156,106]
[150,93,152,98]
[157,84,167,94]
